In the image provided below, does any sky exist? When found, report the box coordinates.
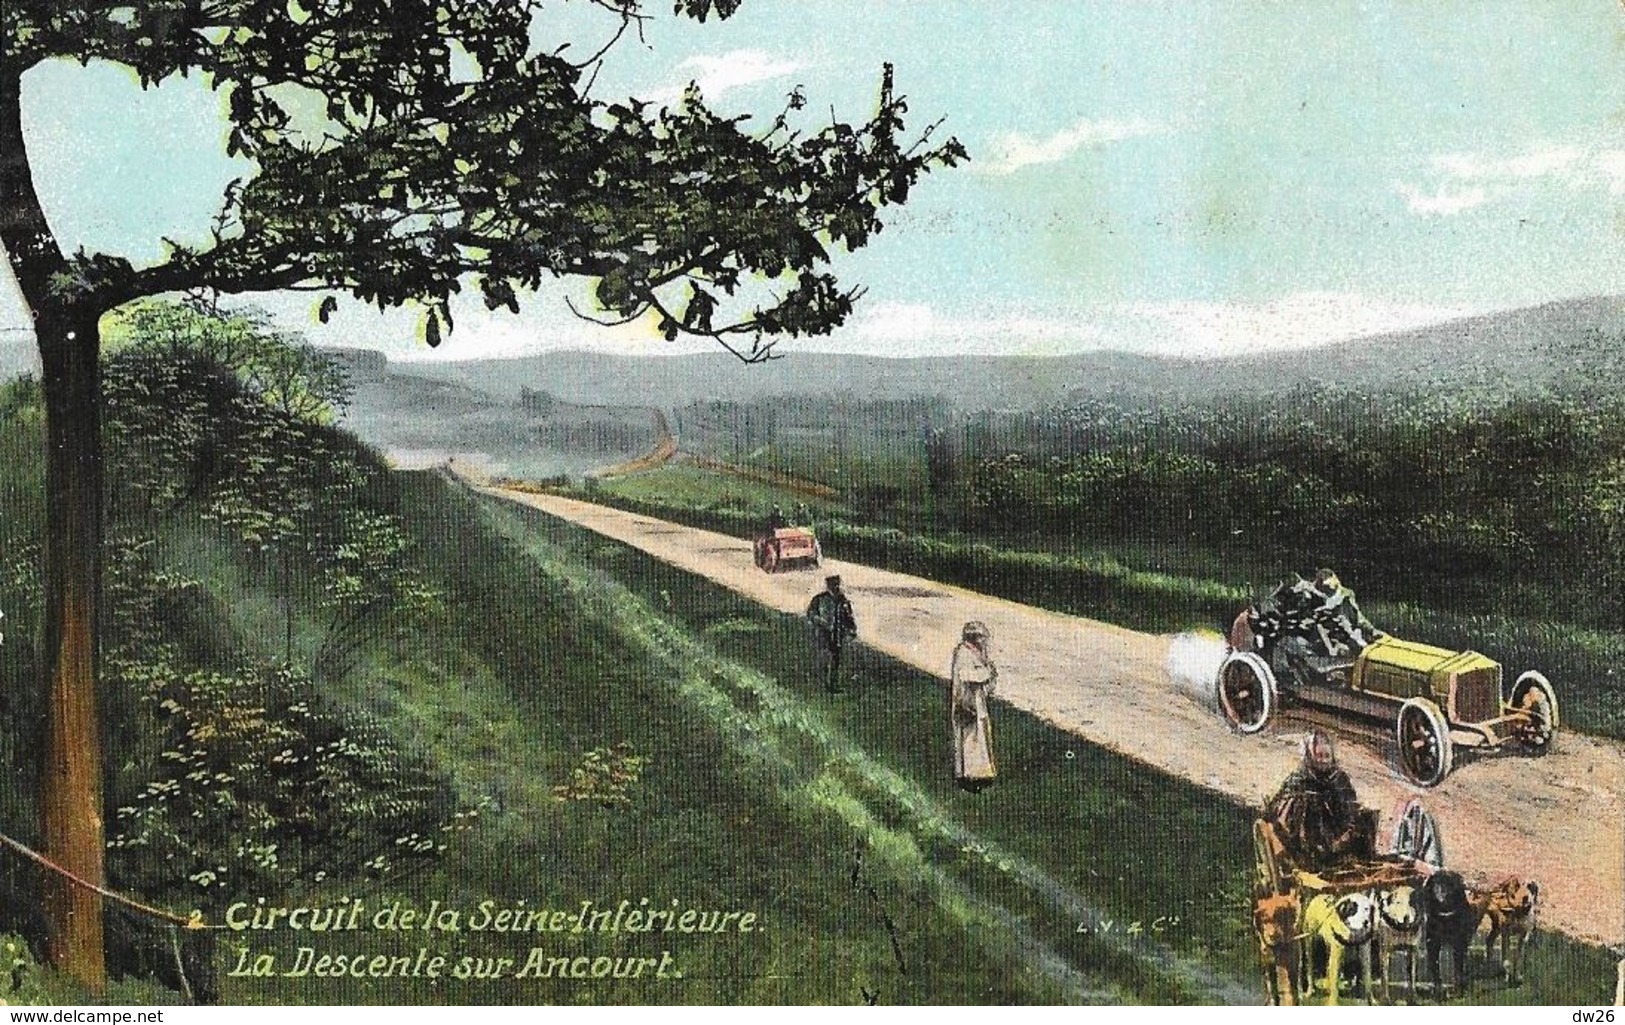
[6,1,1625,361]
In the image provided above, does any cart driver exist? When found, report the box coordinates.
[767,504,788,533]
[1266,731,1371,870]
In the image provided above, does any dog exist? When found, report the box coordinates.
[1299,891,1377,1005]
[1371,883,1422,1003]
[1422,870,1487,1000]
[1481,877,1539,987]
[1252,887,1301,1005]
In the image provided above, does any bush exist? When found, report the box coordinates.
[109,659,457,901]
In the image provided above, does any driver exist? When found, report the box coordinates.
[1265,731,1370,870]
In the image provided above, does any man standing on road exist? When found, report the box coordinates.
[807,575,858,694]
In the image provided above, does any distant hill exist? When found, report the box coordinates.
[384,296,1625,411]
[338,356,654,478]
[1200,295,1625,402]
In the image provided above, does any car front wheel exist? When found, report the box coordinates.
[1396,697,1453,786]
[1509,670,1558,754]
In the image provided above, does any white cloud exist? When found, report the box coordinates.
[805,292,1476,359]
[641,50,804,107]
[979,118,1163,176]
[1593,150,1625,194]
[825,300,1109,356]
[1394,182,1488,217]
[1399,141,1625,215]
[1432,144,1584,181]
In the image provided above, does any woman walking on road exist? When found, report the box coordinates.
[951,621,998,792]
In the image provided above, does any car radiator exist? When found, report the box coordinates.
[1451,666,1502,724]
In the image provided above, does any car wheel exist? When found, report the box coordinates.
[1509,670,1558,754]
[761,542,779,573]
[1215,652,1275,734]
[1396,697,1452,787]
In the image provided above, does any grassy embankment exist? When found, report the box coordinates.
[1,407,1610,1003]
[468,481,1619,1006]
[0,376,1251,1006]
[573,464,1625,741]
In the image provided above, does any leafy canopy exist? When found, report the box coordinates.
[4,1,965,360]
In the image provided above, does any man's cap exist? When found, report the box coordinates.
[825,575,842,587]
[962,620,990,640]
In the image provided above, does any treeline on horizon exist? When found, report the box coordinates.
[674,381,1625,624]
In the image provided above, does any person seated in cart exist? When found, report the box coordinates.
[1265,731,1374,871]
[766,504,788,533]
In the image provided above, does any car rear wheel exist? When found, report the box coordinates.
[760,542,779,573]
[1396,697,1452,787]
[1509,670,1558,754]
[1216,652,1275,734]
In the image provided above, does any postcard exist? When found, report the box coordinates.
[1,0,1622,1009]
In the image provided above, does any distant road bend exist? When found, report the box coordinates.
[458,472,1625,949]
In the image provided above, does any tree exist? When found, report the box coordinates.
[0,0,963,988]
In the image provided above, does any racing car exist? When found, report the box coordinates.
[1215,578,1558,786]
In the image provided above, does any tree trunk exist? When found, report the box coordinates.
[3,69,108,992]
[37,308,107,994]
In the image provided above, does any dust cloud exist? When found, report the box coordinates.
[1165,630,1228,708]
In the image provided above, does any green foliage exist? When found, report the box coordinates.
[108,659,456,899]
[0,934,48,1005]
[959,387,1625,621]
[0,305,457,992]
[5,3,961,356]
[551,743,647,808]
[312,509,441,680]
[104,301,439,680]
[77,528,457,906]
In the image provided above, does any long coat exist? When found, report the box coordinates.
[951,640,997,784]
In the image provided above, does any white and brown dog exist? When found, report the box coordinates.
[1371,883,1422,1003]
[1300,891,1378,1005]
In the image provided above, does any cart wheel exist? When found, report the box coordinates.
[1216,652,1275,734]
[761,542,779,573]
[1509,670,1558,754]
[1396,698,1452,787]
[752,539,767,570]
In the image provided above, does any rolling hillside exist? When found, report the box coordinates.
[379,295,1625,410]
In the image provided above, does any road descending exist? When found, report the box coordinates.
[467,476,1625,948]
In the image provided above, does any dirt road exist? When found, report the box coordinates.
[470,478,1625,948]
